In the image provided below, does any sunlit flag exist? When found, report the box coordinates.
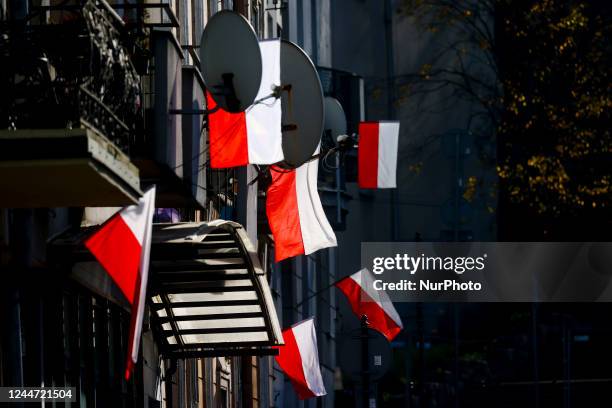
[207,39,283,168]
[84,187,156,379]
[336,268,403,341]
[275,318,327,400]
[358,121,400,189]
[266,148,337,262]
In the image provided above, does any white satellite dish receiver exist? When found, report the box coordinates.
[323,96,347,142]
[199,11,262,113]
[279,40,324,168]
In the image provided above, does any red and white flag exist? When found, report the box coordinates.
[336,268,403,341]
[207,39,283,168]
[358,121,400,189]
[275,318,327,400]
[84,187,156,380]
[266,149,337,262]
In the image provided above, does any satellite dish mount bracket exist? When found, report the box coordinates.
[219,72,241,113]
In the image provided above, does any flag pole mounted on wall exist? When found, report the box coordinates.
[289,268,403,404]
[274,318,327,400]
[295,268,403,340]
[336,268,403,342]
[337,269,403,407]
[84,186,156,380]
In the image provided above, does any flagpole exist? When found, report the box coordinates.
[294,254,348,309]
[294,278,343,309]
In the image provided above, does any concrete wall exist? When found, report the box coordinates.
[288,0,332,66]
[181,67,207,207]
[153,31,184,178]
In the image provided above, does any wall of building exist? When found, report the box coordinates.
[0,1,346,407]
[0,1,274,407]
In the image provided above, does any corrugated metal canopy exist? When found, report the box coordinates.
[148,220,283,358]
[49,219,283,358]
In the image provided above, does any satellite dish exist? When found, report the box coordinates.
[323,96,347,142]
[279,40,324,168]
[199,11,262,112]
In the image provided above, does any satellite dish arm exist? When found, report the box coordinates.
[265,132,358,172]
[248,84,292,110]
[304,132,359,165]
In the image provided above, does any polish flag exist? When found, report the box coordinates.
[358,121,400,189]
[266,149,337,262]
[275,318,326,400]
[336,268,403,341]
[84,187,156,380]
[207,39,283,168]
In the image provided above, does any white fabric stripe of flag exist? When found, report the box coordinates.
[245,39,284,164]
[119,198,150,246]
[129,187,156,365]
[351,268,403,328]
[377,121,399,188]
[295,145,337,255]
[292,318,327,397]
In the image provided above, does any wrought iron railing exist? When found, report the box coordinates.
[0,0,141,154]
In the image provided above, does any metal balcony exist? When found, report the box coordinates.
[0,0,143,207]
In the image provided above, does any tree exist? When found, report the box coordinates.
[398,0,611,222]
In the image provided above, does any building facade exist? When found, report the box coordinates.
[0,1,340,407]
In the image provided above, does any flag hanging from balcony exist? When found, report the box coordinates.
[207,39,283,168]
[336,268,403,341]
[84,187,156,380]
[266,148,337,262]
[358,121,400,189]
[275,318,327,400]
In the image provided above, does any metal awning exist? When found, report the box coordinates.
[49,220,283,358]
[148,221,283,358]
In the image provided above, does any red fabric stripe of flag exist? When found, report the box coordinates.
[266,166,304,261]
[336,268,403,341]
[274,318,327,400]
[358,121,400,189]
[206,40,283,168]
[84,187,156,380]
[266,153,337,262]
[207,92,248,168]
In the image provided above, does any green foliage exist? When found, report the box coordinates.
[400,0,612,215]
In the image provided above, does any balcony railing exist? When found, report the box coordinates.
[0,0,141,154]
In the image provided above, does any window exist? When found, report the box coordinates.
[208,0,218,16]
[251,1,263,37]
[0,279,141,405]
[192,0,204,47]
[209,0,232,14]
[180,0,192,46]
[267,13,274,39]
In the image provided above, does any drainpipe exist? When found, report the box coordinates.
[164,359,177,408]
